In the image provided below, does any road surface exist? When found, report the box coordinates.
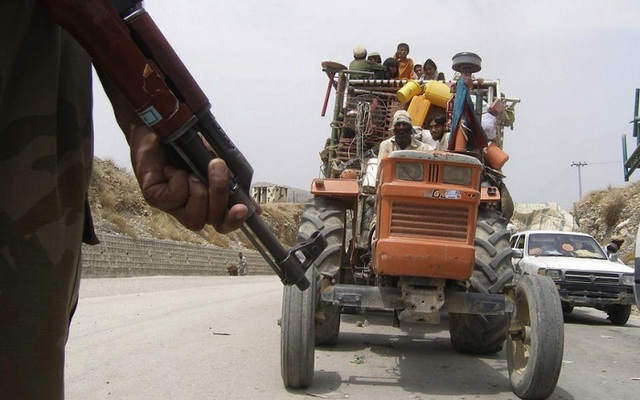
[66,276,640,399]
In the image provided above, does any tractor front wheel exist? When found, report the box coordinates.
[507,274,564,399]
[280,267,316,388]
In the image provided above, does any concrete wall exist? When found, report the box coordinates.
[82,233,273,278]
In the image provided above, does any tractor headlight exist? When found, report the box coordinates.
[442,165,471,186]
[541,268,562,281]
[395,162,424,181]
[621,274,634,286]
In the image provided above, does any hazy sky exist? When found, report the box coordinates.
[92,0,640,211]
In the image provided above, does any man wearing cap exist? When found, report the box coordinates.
[349,45,385,79]
[378,110,431,160]
[605,235,626,263]
[367,52,382,64]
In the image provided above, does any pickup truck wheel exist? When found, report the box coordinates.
[507,274,564,400]
[606,304,631,326]
[298,197,345,346]
[449,209,514,355]
[280,266,316,388]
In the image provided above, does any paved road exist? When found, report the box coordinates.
[66,276,640,399]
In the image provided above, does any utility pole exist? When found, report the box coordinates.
[571,161,588,199]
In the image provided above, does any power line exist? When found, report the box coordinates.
[588,161,619,165]
[528,166,574,202]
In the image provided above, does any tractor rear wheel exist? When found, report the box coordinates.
[449,208,514,354]
[298,197,346,346]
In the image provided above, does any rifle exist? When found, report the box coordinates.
[42,0,325,290]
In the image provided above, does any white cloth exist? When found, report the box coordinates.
[378,136,430,160]
[413,127,437,149]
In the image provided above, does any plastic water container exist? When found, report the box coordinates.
[397,80,422,104]
[422,80,452,108]
[407,96,431,127]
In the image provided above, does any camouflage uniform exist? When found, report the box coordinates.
[1,2,95,398]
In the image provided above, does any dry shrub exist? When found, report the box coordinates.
[587,191,605,205]
[147,211,198,244]
[620,252,635,265]
[90,157,309,251]
[99,190,117,209]
[200,227,232,248]
[101,209,137,238]
[601,195,625,228]
[261,203,303,247]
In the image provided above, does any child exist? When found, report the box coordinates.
[413,64,423,79]
[394,42,414,80]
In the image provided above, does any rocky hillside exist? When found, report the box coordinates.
[89,158,303,250]
[573,181,640,265]
[89,157,640,265]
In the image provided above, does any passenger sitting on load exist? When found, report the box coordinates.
[420,59,446,81]
[349,45,386,79]
[378,110,431,160]
[393,42,415,80]
[413,63,423,78]
[367,52,382,64]
[383,57,399,79]
[426,115,450,151]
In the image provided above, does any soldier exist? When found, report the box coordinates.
[0,3,249,398]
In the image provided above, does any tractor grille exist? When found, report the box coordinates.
[427,164,439,183]
[390,202,469,241]
[565,271,620,285]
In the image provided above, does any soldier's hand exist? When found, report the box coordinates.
[129,126,249,233]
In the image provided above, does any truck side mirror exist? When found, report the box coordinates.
[512,249,523,259]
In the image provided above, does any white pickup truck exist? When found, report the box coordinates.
[510,230,636,325]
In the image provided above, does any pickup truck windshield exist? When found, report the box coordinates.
[527,233,607,259]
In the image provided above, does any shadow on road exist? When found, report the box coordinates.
[295,310,575,399]
[562,308,640,329]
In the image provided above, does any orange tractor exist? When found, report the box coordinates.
[280,52,564,399]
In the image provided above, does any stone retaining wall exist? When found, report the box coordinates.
[82,233,273,278]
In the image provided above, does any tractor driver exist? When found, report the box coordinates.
[378,110,431,160]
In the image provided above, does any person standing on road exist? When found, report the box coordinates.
[0,3,251,399]
[238,252,248,275]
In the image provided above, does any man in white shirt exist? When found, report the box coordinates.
[378,110,430,160]
[427,115,450,151]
